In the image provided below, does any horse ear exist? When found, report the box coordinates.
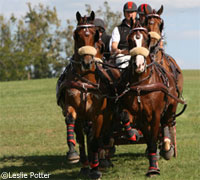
[157,5,163,16]
[94,30,99,42]
[76,11,82,22]
[90,11,95,21]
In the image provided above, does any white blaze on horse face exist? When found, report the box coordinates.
[134,34,145,73]
[135,55,145,73]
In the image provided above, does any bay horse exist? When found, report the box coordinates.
[57,11,119,179]
[144,5,183,95]
[116,22,186,176]
[143,5,187,158]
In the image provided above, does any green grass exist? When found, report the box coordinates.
[0,70,200,180]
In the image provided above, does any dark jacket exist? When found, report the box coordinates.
[101,32,111,60]
[117,19,132,50]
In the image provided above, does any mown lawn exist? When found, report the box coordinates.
[0,70,199,180]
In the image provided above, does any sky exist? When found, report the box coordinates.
[0,0,199,69]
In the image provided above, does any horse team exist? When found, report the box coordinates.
[56,5,187,179]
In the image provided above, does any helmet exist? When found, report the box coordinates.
[138,4,153,15]
[94,18,105,32]
[94,18,105,29]
[123,2,137,12]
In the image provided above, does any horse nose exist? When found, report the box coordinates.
[136,34,141,39]
[82,55,93,69]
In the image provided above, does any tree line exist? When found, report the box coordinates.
[0,1,121,81]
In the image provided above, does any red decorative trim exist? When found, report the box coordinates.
[68,129,74,132]
[141,4,144,12]
[126,127,131,131]
[124,121,130,127]
[128,134,136,141]
[149,166,159,170]
[90,162,99,168]
[148,153,156,156]
[138,130,143,135]
[128,2,133,9]
[145,4,147,10]
[68,124,75,127]
[68,139,76,145]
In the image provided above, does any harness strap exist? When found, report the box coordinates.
[73,72,99,88]
[76,24,95,28]
[129,83,186,105]
[61,80,100,93]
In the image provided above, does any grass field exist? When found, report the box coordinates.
[0,70,199,180]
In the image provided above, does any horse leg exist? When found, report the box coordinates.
[160,126,174,160]
[89,137,102,179]
[75,122,90,176]
[146,140,160,177]
[99,136,114,169]
[89,114,104,179]
[145,115,160,176]
[65,108,80,163]
[120,111,141,142]
[160,104,177,160]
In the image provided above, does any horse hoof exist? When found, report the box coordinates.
[79,167,90,177]
[146,168,160,177]
[161,145,174,160]
[66,151,80,163]
[89,169,102,180]
[109,146,116,158]
[99,159,110,169]
[99,159,113,169]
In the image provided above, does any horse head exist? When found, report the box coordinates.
[128,21,151,74]
[143,5,164,47]
[73,11,101,72]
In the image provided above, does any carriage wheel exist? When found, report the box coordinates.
[169,126,177,158]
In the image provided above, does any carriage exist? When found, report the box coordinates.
[56,6,187,179]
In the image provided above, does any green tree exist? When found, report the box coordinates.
[0,3,65,81]
[0,1,122,81]
[62,19,74,61]
[0,15,24,81]
[23,3,63,79]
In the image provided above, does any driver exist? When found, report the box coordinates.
[110,2,137,68]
